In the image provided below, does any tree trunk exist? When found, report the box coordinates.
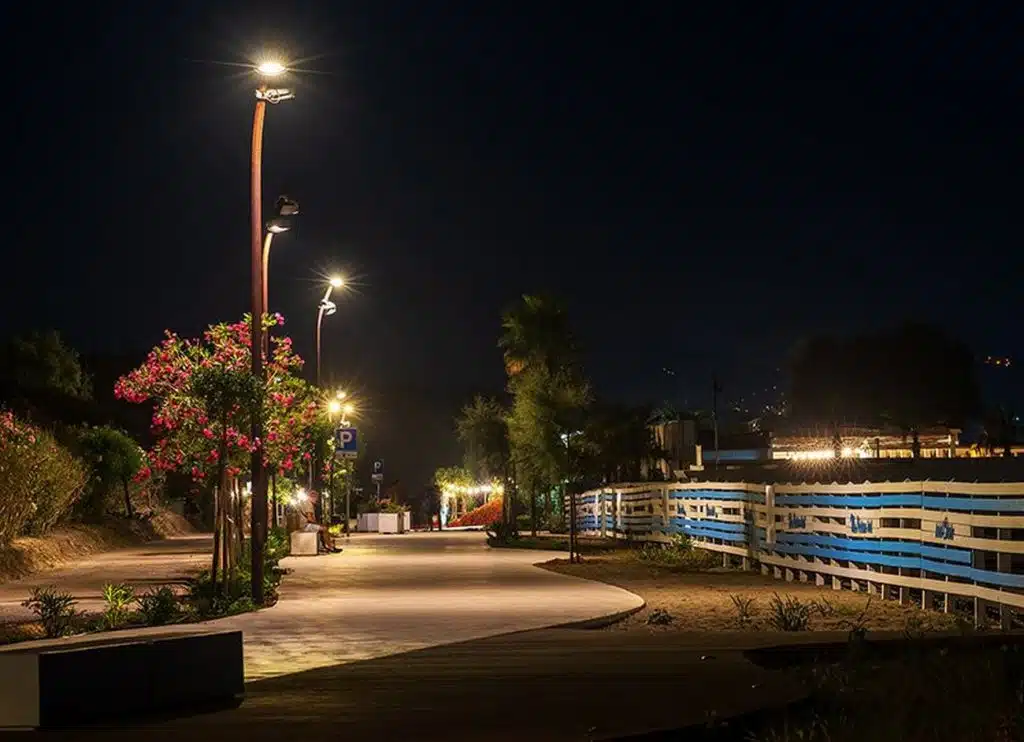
[271,471,278,528]
[121,478,134,518]
[530,488,538,537]
[211,485,221,595]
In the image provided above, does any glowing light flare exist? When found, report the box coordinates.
[256,60,287,77]
[327,400,342,416]
[330,276,344,288]
[443,482,505,497]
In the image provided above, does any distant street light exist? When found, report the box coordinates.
[315,276,345,387]
[249,58,294,605]
[262,195,300,354]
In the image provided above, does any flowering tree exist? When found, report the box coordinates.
[115,314,322,590]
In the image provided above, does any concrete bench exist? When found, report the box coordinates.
[0,629,243,729]
[290,530,318,556]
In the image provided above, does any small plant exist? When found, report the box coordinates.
[902,613,926,641]
[102,582,136,629]
[768,593,811,631]
[22,586,79,638]
[729,594,757,627]
[840,598,873,644]
[812,596,836,618]
[227,597,256,615]
[647,608,674,626]
[137,587,180,626]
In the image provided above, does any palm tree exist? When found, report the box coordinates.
[499,295,575,378]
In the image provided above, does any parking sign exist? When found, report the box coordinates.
[335,427,358,458]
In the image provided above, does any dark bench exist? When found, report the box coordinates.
[0,629,243,729]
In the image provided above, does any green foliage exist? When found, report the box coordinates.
[265,526,290,566]
[76,425,143,517]
[0,330,92,400]
[136,587,180,626]
[729,594,757,627]
[811,596,837,618]
[768,593,811,631]
[22,586,79,638]
[456,397,510,482]
[101,582,136,629]
[0,412,89,541]
[633,535,719,570]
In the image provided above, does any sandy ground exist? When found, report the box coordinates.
[542,551,961,634]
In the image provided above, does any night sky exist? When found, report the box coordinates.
[8,3,1022,487]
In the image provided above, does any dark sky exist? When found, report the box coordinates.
[8,2,1022,487]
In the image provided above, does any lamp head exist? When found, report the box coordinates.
[256,61,286,77]
[329,276,344,288]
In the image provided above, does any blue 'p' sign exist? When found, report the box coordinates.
[335,427,358,454]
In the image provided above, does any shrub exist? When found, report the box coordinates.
[812,597,837,618]
[634,537,719,570]
[22,586,79,638]
[486,519,519,546]
[768,593,811,631]
[0,412,89,541]
[137,587,180,626]
[266,526,290,566]
[647,608,674,626]
[101,583,136,629]
[730,594,757,627]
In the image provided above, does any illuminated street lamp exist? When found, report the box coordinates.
[249,57,295,605]
[315,276,345,387]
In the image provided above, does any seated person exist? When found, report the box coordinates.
[299,507,342,554]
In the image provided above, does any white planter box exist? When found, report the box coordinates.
[357,513,379,533]
[378,513,400,533]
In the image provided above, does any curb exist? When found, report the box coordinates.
[552,602,647,630]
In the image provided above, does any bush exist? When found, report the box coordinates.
[101,582,135,629]
[266,526,290,566]
[647,608,674,626]
[730,594,757,627]
[0,412,88,541]
[633,536,719,570]
[22,586,79,638]
[486,519,520,546]
[768,593,811,631]
[137,587,180,626]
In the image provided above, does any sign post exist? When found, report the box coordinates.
[371,460,383,501]
[335,427,358,534]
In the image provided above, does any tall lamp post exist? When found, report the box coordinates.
[315,276,344,387]
[249,60,294,605]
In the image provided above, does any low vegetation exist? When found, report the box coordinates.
[543,547,962,635]
[748,643,1024,741]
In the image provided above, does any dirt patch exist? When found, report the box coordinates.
[0,509,195,584]
[542,552,959,634]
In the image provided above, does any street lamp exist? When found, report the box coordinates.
[249,58,294,605]
[315,276,345,387]
[262,195,300,316]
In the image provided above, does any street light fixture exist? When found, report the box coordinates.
[262,195,300,318]
[315,276,345,387]
[249,57,295,605]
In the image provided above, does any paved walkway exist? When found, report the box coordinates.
[215,531,644,679]
[2,532,644,681]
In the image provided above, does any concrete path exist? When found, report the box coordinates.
[216,531,644,680]
[0,535,210,622]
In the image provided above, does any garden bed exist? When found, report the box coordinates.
[541,548,960,635]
